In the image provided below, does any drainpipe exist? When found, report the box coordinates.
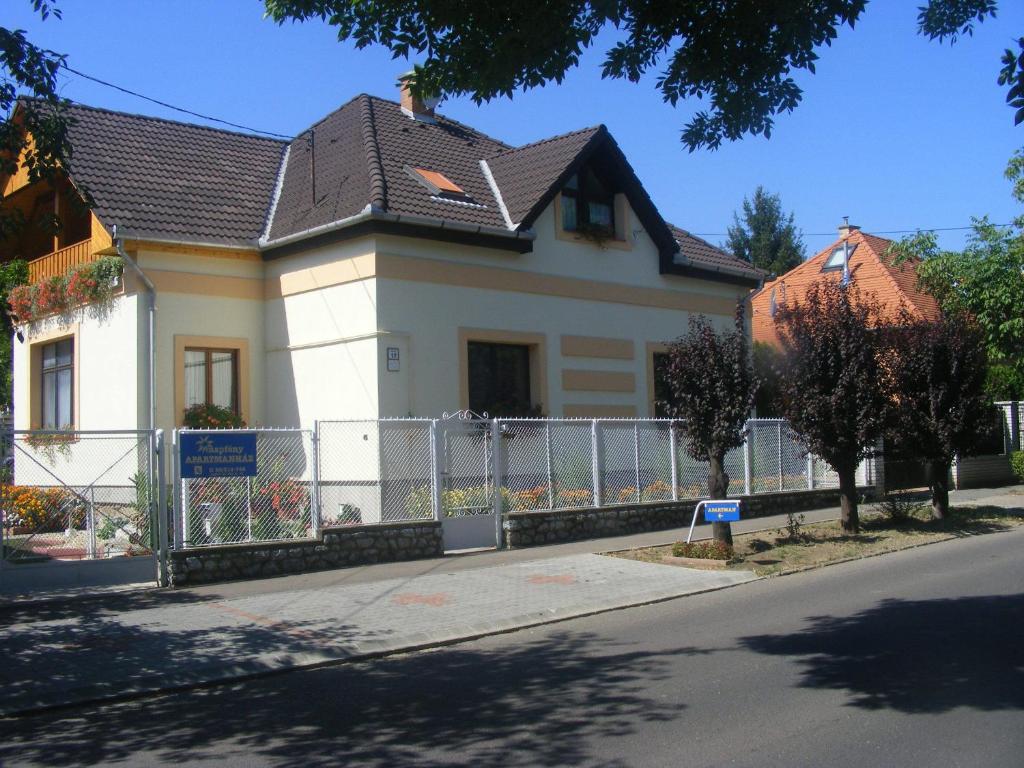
[112,226,157,433]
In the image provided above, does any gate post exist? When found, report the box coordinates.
[491,419,504,549]
[310,422,321,539]
[591,420,603,507]
[743,423,753,496]
[430,419,443,521]
[155,429,169,587]
[806,453,815,490]
[633,423,641,503]
[172,429,184,550]
[669,421,679,502]
[777,421,784,491]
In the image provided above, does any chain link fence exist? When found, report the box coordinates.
[170,417,875,550]
[175,428,314,548]
[1,430,157,565]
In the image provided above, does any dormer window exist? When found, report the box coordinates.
[406,165,484,207]
[561,167,614,235]
[823,243,856,272]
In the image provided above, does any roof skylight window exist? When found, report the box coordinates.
[823,242,856,271]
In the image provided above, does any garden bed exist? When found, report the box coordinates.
[607,502,1024,576]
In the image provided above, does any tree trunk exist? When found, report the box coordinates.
[708,452,733,546]
[838,466,859,534]
[929,459,951,521]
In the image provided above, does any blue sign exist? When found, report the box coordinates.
[703,500,741,522]
[180,432,257,478]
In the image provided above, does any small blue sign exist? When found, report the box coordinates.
[180,432,257,479]
[703,500,741,522]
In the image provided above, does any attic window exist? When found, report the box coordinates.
[823,243,856,271]
[561,167,614,235]
[406,165,477,204]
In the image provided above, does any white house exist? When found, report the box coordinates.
[3,81,763,438]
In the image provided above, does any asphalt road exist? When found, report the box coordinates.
[3,525,1023,767]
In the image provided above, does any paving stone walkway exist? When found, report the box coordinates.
[0,553,754,716]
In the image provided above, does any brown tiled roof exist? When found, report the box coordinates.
[60,102,287,247]
[44,96,756,284]
[485,126,602,226]
[668,225,764,280]
[266,95,510,241]
[751,229,942,346]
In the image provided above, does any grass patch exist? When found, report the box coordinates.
[607,503,1024,577]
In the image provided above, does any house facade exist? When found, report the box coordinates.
[3,82,762,436]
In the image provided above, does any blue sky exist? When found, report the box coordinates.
[10,1,1024,254]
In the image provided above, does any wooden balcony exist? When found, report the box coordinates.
[28,240,98,283]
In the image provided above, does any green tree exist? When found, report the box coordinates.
[774,280,891,534]
[725,186,805,276]
[658,304,757,545]
[1,1,76,241]
[0,259,28,408]
[265,1,1020,151]
[889,149,1024,393]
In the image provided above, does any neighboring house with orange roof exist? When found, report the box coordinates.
[751,222,940,347]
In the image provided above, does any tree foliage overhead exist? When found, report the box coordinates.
[774,279,891,533]
[1,1,76,241]
[725,186,805,277]
[264,0,1020,150]
[886,314,992,520]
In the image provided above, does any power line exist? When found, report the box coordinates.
[692,224,1012,238]
[61,64,296,140]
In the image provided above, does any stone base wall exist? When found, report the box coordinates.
[169,520,443,588]
[504,486,874,549]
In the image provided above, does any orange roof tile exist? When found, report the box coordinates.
[751,229,942,347]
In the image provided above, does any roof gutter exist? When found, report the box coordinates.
[258,205,535,252]
[674,255,764,287]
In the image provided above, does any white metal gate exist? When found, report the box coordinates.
[437,417,499,550]
[0,430,163,595]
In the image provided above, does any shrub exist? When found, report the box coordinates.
[1011,450,1024,482]
[672,539,734,560]
[1,486,83,531]
[182,403,245,429]
[873,492,919,525]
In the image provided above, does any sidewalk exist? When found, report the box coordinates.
[1,488,1019,717]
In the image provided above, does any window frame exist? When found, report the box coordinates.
[39,337,74,430]
[183,346,240,414]
[174,335,250,426]
[458,328,547,417]
[560,167,616,235]
[466,341,533,417]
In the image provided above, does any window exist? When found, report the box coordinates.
[467,341,532,417]
[184,347,238,413]
[561,167,615,235]
[823,243,856,271]
[651,351,673,419]
[40,338,73,429]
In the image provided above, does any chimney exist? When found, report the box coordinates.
[398,71,440,121]
[838,216,860,239]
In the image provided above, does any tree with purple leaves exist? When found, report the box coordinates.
[887,315,993,521]
[774,280,891,534]
[658,303,757,545]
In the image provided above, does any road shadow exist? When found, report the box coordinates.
[740,593,1024,713]
[0,630,691,767]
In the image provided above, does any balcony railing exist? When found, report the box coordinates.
[28,240,97,283]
